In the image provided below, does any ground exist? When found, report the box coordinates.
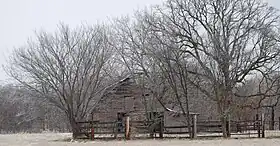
[1,133,280,146]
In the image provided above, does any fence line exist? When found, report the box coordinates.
[76,116,266,140]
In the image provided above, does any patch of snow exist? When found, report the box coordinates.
[1,132,280,146]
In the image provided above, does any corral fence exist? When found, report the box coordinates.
[76,117,164,140]
[76,114,266,140]
[263,117,280,130]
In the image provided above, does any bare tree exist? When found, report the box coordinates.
[111,14,197,137]
[111,16,170,115]
[6,24,113,138]
[155,47,194,137]
[145,0,280,137]
[254,72,280,130]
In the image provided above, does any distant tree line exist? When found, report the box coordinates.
[0,85,70,133]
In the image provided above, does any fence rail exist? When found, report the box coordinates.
[76,115,266,140]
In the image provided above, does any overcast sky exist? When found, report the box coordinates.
[0,0,279,83]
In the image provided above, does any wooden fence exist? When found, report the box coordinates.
[76,115,265,140]
[76,119,160,139]
[264,117,280,130]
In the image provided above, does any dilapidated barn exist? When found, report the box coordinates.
[91,75,162,122]
[90,74,200,130]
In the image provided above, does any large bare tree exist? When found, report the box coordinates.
[145,0,280,137]
[6,24,113,138]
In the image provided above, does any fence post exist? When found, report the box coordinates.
[114,121,117,139]
[279,117,280,131]
[256,114,260,138]
[159,116,164,139]
[226,121,230,137]
[226,115,231,137]
[125,116,130,140]
[91,128,94,140]
[90,121,94,140]
[192,114,197,138]
[262,113,265,138]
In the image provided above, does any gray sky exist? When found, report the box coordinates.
[0,0,164,83]
[0,0,279,83]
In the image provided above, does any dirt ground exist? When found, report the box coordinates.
[1,133,280,146]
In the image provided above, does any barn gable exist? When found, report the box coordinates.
[91,75,158,121]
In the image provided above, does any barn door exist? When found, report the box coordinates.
[117,112,126,133]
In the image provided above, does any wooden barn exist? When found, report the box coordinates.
[89,75,200,136]
[91,75,161,122]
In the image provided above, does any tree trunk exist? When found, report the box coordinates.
[217,85,231,138]
[270,107,275,130]
[185,96,192,138]
[69,116,80,139]
[218,103,229,138]
[221,116,228,138]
